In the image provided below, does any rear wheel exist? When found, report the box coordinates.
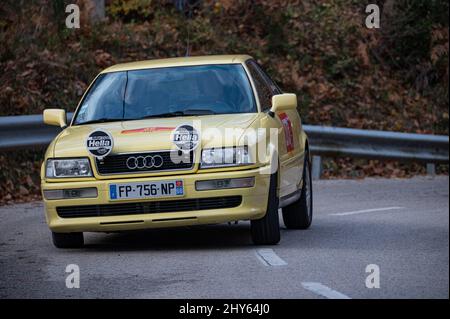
[282,151,313,229]
[52,232,84,248]
[251,171,280,245]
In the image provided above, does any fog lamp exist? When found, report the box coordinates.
[43,188,98,200]
[195,177,255,191]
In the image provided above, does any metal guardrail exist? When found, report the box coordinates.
[304,125,449,163]
[0,114,66,151]
[303,125,449,179]
[1,114,449,176]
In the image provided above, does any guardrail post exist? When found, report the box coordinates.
[312,155,322,180]
[426,163,436,176]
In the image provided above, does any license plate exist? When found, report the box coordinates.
[109,180,184,200]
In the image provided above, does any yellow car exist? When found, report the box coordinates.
[41,55,312,248]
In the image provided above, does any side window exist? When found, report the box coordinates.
[245,60,280,111]
[255,63,282,96]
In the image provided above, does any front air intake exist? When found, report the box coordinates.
[56,196,242,218]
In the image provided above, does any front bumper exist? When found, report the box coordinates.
[42,166,270,233]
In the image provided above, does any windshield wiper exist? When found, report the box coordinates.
[138,111,185,119]
[183,109,216,115]
[137,109,216,120]
[78,109,218,124]
[76,118,125,125]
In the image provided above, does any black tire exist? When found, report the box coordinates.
[52,232,84,248]
[251,171,280,245]
[282,152,313,229]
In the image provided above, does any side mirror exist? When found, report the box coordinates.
[270,93,297,113]
[43,109,67,128]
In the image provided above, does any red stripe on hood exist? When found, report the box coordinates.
[121,127,175,134]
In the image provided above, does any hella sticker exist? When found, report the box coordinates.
[172,124,200,151]
[86,129,113,158]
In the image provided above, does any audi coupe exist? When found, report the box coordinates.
[41,55,312,248]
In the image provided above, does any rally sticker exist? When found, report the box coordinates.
[278,112,294,153]
[171,124,200,151]
[86,129,113,158]
[121,127,175,134]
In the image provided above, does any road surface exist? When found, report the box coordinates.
[0,176,448,299]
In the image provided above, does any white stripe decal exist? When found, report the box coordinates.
[330,206,405,216]
[256,249,287,266]
[302,282,351,299]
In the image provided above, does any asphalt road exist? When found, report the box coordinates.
[0,176,448,299]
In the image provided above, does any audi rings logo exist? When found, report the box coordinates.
[126,155,164,170]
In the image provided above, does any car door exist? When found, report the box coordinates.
[245,60,303,197]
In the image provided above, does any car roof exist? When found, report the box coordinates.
[101,55,253,73]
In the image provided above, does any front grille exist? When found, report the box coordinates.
[96,150,194,175]
[56,196,242,218]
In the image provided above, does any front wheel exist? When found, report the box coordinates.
[282,151,313,229]
[52,232,84,248]
[251,171,280,245]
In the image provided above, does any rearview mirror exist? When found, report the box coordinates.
[43,109,67,128]
[270,93,297,113]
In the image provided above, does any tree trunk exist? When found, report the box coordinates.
[89,0,105,23]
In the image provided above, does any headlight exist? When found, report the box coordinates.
[200,146,253,168]
[46,158,92,178]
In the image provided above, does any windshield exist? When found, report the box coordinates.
[73,64,257,125]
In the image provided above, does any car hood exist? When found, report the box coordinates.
[52,113,259,157]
